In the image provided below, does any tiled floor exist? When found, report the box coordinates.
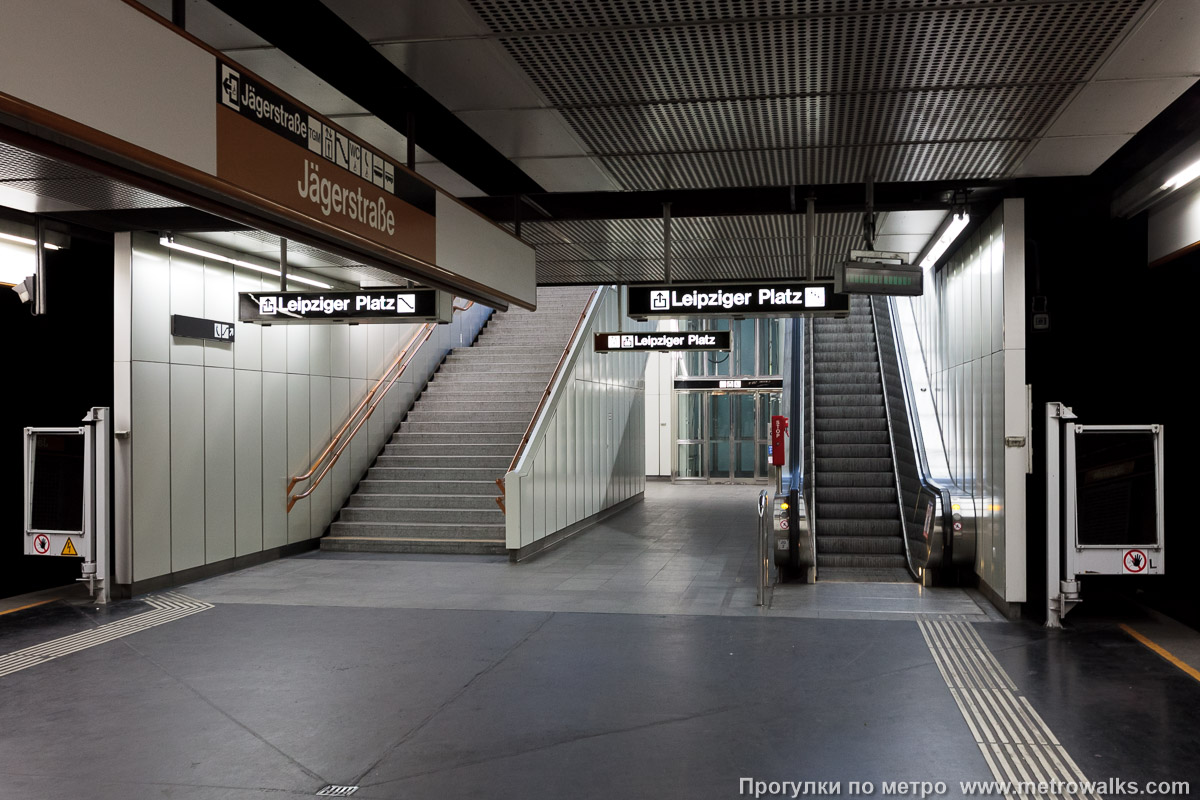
[182,482,996,620]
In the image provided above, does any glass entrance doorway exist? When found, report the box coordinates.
[675,391,781,483]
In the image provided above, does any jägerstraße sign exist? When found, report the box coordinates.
[593,330,731,352]
[238,289,451,324]
[627,282,850,318]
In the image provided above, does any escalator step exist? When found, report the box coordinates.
[812,406,886,419]
[816,502,899,519]
[816,486,897,503]
[817,472,895,487]
[816,535,905,555]
[814,395,883,409]
[813,383,883,395]
[816,519,903,536]
[814,418,889,431]
[816,457,894,472]
[817,553,908,568]
[813,443,892,459]
[815,431,890,445]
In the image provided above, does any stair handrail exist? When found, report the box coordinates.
[495,286,602,513]
[287,299,475,512]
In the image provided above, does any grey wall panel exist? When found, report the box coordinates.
[310,324,331,378]
[169,250,205,367]
[330,325,350,379]
[286,325,310,375]
[348,326,368,380]
[170,363,205,571]
[262,371,288,550]
[131,234,170,364]
[287,374,311,543]
[131,360,171,581]
[204,366,236,563]
[233,269,262,373]
[234,369,263,557]
[203,261,234,369]
[349,378,370,483]
[309,375,333,537]
[329,377,351,507]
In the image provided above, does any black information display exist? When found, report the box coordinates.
[594,330,731,353]
[1075,431,1158,546]
[627,282,850,318]
[674,378,783,390]
[238,289,451,325]
[834,262,924,296]
[172,314,236,342]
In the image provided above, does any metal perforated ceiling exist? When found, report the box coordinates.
[525,211,878,284]
[468,0,1149,190]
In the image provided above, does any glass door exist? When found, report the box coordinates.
[707,393,731,479]
[673,390,780,484]
[732,393,757,480]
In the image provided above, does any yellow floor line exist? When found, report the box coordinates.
[1120,623,1200,682]
[0,598,57,617]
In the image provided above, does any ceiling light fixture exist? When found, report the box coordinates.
[918,212,970,270]
[158,236,331,289]
[0,232,61,250]
[1161,159,1200,191]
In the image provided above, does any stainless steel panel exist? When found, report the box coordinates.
[169,249,205,367]
[286,374,310,543]
[309,375,333,537]
[203,261,234,369]
[131,360,171,581]
[204,367,236,563]
[131,233,169,365]
[329,325,350,379]
[261,371,288,550]
[170,363,205,571]
[234,369,263,557]
[286,325,310,376]
[309,324,332,378]
[233,269,262,373]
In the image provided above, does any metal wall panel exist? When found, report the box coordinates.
[329,376,351,507]
[261,371,288,550]
[170,363,205,571]
[204,366,235,563]
[233,269,262,373]
[286,373,310,543]
[286,325,310,376]
[348,326,368,380]
[330,325,350,379]
[309,324,331,378]
[203,261,234,369]
[169,250,205,367]
[131,233,169,364]
[131,360,171,581]
[234,369,263,557]
[309,376,333,537]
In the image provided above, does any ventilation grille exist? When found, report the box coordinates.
[524,211,871,284]
[468,0,1148,188]
[0,142,180,210]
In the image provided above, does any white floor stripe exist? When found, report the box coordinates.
[918,619,1102,798]
[0,592,212,679]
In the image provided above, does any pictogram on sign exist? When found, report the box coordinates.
[60,538,78,557]
[33,534,50,554]
[1122,549,1148,574]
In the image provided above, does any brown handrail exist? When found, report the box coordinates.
[495,287,599,513]
[287,300,474,512]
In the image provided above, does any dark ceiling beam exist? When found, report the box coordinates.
[464,180,1024,222]
[204,0,545,197]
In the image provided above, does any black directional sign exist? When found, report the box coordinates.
[238,289,451,324]
[627,281,850,318]
[593,330,731,352]
[172,314,236,342]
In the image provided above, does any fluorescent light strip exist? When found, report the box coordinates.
[158,237,331,289]
[0,232,61,250]
[919,213,970,270]
[1162,159,1200,191]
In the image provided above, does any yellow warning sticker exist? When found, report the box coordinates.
[60,538,78,556]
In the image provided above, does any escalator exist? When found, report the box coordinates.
[778,294,976,584]
[810,297,910,581]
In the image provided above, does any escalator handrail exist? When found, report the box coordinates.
[869,298,922,581]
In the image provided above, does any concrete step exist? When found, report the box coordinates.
[375,454,512,469]
[329,520,506,539]
[437,363,555,375]
[400,420,528,433]
[340,507,504,524]
[389,432,523,445]
[412,399,539,413]
[420,388,545,402]
[383,442,517,457]
[320,535,506,555]
[367,466,506,481]
[356,479,499,495]
[406,410,531,423]
[347,493,501,509]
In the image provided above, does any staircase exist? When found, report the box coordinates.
[811,297,911,582]
[321,286,595,554]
